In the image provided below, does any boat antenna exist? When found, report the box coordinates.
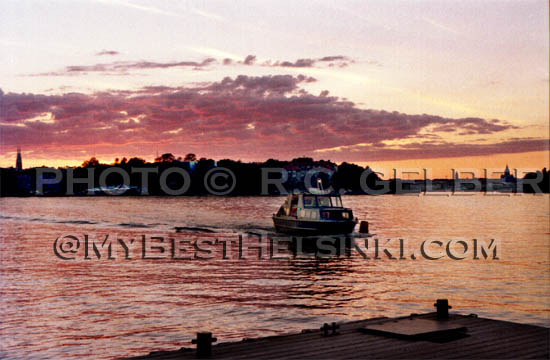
[317,178,324,192]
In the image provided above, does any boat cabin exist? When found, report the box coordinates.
[276,193,353,221]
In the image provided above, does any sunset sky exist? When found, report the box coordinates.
[1,0,548,177]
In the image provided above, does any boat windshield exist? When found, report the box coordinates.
[317,196,331,207]
[303,195,316,207]
[330,196,343,207]
[304,195,344,208]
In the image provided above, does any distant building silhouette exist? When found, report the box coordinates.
[16,147,22,171]
[501,164,515,183]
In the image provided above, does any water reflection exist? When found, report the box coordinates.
[0,195,548,359]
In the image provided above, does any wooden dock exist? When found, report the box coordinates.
[127,310,549,359]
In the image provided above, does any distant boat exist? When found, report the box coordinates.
[272,191,358,235]
[86,184,141,195]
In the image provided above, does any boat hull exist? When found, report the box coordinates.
[273,216,357,235]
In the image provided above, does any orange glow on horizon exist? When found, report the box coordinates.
[362,151,550,179]
[2,150,548,180]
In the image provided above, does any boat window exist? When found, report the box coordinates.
[317,196,331,207]
[303,196,316,207]
[330,196,342,207]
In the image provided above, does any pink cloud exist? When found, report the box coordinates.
[96,50,120,56]
[26,54,355,77]
[1,75,542,163]
[27,58,217,76]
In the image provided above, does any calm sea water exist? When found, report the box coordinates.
[0,195,549,359]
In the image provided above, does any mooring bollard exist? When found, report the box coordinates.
[192,332,217,358]
[320,322,340,336]
[331,322,340,336]
[359,221,369,234]
[434,299,452,320]
[321,323,330,336]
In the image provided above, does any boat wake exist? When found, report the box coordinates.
[174,226,218,233]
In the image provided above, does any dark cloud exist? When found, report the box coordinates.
[28,58,217,76]
[266,55,352,68]
[318,56,347,62]
[26,54,356,77]
[96,50,120,56]
[243,55,256,65]
[318,139,550,162]
[222,54,353,68]
[227,55,352,68]
[277,58,317,68]
[205,74,316,95]
[0,75,537,162]
[433,118,512,134]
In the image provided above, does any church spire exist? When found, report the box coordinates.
[16,147,22,171]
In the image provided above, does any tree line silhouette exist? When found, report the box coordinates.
[1,153,548,196]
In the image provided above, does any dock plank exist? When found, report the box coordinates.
[125,313,549,360]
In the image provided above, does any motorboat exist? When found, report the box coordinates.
[272,191,358,235]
